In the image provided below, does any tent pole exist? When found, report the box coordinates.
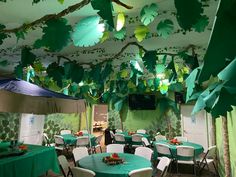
[84,104,92,151]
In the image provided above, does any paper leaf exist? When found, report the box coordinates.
[157,19,174,39]
[142,51,157,73]
[100,31,110,43]
[156,64,165,74]
[134,25,149,42]
[159,84,168,94]
[57,0,64,4]
[34,18,72,51]
[114,27,126,40]
[72,16,105,47]
[218,58,236,81]
[21,47,36,67]
[14,64,23,79]
[193,15,209,32]
[90,64,102,84]
[116,12,125,31]
[174,0,203,31]
[46,62,64,87]
[140,3,158,26]
[0,24,7,45]
[91,0,114,28]
[114,99,124,112]
[185,67,200,101]
[101,62,113,81]
[15,30,27,42]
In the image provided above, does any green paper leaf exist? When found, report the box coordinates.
[140,3,158,26]
[0,24,8,45]
[91,0,114,28]
[90,64,102,84]
[175,0,203,31]
[134,25,149,42]
[114,27,126,40]
[72,16,105,47]
[218,58,236,81]
[100,31,110,43]
[116,12,125,31]
[0,60,9,66]
[156,64,165,74]
[14,64,23,79]
[34,18,72,51]
[157,19,174,39]
[46,62,64,87]
[101,62,113,81]
[166,58,177,81]
[142,51,157,73]
[15,30,27,42]
[193,15,209,32]
[114,99,124,112]
[57,0,64,4]
[154,78,160,90]
[21,47,36,67]
[160,84,168,94]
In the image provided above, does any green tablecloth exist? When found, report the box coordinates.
[118,132,150,145]
[78,153,152,177]
[0,143,60,177]
[153,140,204,160]
[61,134,97,146]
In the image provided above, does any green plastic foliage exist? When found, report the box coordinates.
[160,84,168,94]
[101,62,113,81]
[0,24,8,45]
[91,0,114,28]
[193,15,209,32]
[142,51,157,73]
[90,64,102,84]
[14,64,23,79]
[15,30,27,42]
[134,25,149,42]
[46,62,64,87]
[64,62,84,83]
[114,27,126,40]
[34,18,72,52]
[140,3,158,26]
[174,0,203,31]
[157,19,174,39]
[72,16,105,47]
[21,47,36,67]
[156,64,165,74]
[166,58,177,81]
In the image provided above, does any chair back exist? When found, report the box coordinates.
[76,136,90,147]
[141,137,150,147]
[128,167,153,177]
[95,134,103,145]
[206,145,216,159]
[135,147,153,161]
[73,147,89,162]
[60,130,72,135]
[80,130,89,134]
[114,134,126,142]
[54,135,65,145]
[116,129,123,133]
[157,157,171,177]
[71,167,95,177]
[155,135,167,141]
[155,143,172,156]
[110,131,115,139]
[131,134,143,143]
[136,129,146,134]
[43,133,50,146]
[175,136,188,142]
[106,144,124,153]
[176,146,194,158]
[58,155,70,177]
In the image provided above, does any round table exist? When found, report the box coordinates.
[78,153,152,177]
[153,140,204,160]
[61,134,97,146]
[120,132,150,145]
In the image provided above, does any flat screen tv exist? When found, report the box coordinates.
[128,94,156,110]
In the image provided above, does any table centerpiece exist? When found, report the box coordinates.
[102,153,124,165]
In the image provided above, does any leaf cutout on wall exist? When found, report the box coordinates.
[0,24,8,45]
[72,16,105,47]
[157,19,174,39]
[134,25,149,42]
[116,12,125,31]
[21,47,36,67]
[114,27,126,40]
[15,30,27,43]
[34,18,72,51]
[91,0,114,28]
[142,51,157,73]
[174,0,203,31]
[193,15,209,32]
[140,3,158,26]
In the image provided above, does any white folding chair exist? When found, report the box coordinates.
[155,135,167,141]
[60,130,72,135]
[134,147,153,161]
[198,145,218,175]
[106,144,124,153]
[54,135,67,151]
[76,136,90,147]
[176,146,197,176]
[110,130,115,139]
[136,129,146,134]
[131,134,143,148]
[43,133,55,147]
[155,143,173,160]
[114,133,126,144]
[71,167,95,177]
[156,157,171,177]
[116,129,123,133]
[142,137,150,147]
[92,134,103,153]
[128,167,153,177]
[58,155,72,177]
[72,147,89,165]
[175,136,188,142]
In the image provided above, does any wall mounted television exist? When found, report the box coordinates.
[128,94,156,110]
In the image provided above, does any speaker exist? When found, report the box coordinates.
[175,92,185,104]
